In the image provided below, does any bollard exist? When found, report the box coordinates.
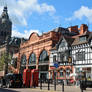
[80,81,83,92]
[33,81,36,88]
[62,81,64,92]
[54,79,56,91]
[48,79,50,90]
[81,89,83,92]
[40,79,42,90]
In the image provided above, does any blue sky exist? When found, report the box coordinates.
[0,0,92,38]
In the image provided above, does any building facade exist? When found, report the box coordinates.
[49,24,91,82]
[72,31,92,80]
[17,24,91,80]
[50,36,74,80]
[17,26,78,79]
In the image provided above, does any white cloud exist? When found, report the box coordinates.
[0,0,56,26]
[65,6,92,23]
[12,28,41,39]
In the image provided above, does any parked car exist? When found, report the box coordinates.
[0,73,23,88]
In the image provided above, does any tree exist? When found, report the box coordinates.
[0,52,12,74]
[0,56,4,71]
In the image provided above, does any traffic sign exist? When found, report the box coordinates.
[54,63,59,68]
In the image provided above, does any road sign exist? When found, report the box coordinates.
[54,63,59,68]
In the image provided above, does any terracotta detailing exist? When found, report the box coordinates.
[18,31,61,72]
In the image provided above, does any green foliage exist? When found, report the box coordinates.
[0,52,12,71]
[0,58,4,71]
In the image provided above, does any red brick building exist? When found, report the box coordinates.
[17,31,61,78]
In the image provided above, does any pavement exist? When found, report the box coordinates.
[28,83,92,92]
[1,83,92,92]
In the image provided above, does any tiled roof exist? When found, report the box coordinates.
[57,35,74,46]
[64,36,75,45]
[72,32,90,46]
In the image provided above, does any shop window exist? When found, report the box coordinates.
[66,68,70,77]
[66,72,70,77]
[60,70,63,77]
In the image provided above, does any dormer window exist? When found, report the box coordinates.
[79,36,86,42]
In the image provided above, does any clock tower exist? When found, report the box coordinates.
[0,6,12,44]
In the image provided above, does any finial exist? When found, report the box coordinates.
[3,5,7,12]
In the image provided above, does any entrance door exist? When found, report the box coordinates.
[39,65,48,81]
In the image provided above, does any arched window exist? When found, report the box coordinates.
[39,50,49,62]
[21,54,27,65]
[29,53,36,64]
[66,68,71,77]
[60,68,64,77]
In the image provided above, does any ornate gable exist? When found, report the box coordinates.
[29,32,39,42]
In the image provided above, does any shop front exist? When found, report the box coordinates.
[38,65,49,81]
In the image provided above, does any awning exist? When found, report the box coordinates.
[70,73,77,77]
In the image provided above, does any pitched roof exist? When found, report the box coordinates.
[57,35,74,46]
[72,32,90,46]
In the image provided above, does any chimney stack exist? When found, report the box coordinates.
[68,25,79,34]
[80,24,88,35]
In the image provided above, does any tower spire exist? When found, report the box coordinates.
[0,5,12,44]
[1,6,9,19]
[3,6,8,13]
